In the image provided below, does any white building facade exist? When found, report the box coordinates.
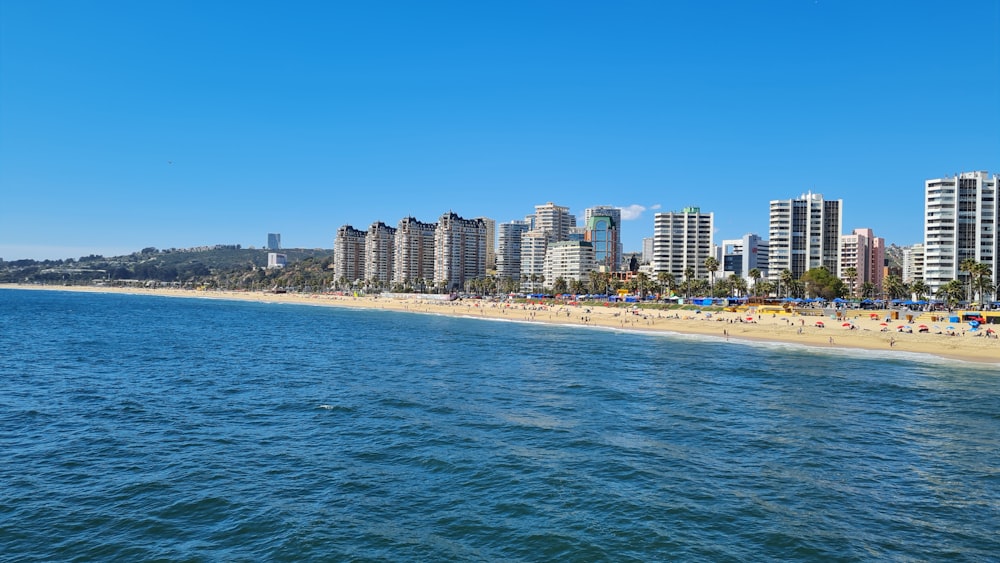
[543,241,595,287]
[924,171,998,294]
[496,220,530,281]
[767,192,842,282]
[651,207,714,280]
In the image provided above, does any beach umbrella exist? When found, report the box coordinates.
[897,325,905,329]
[879,322,888,326]
[746,316,754,321]
[947,326,955,330]
[815,321,825,326]
[918,324,928,329]
[841,322,852,327]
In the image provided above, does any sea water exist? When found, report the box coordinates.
[1,289,998,561]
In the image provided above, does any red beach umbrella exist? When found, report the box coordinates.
[879,322,888,326]
[918,324,928,329]
[842,322,852,327]
[815,321,825,326]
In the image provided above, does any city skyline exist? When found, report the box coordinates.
[2,2,998,260]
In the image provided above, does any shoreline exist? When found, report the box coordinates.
[5,283,999,366]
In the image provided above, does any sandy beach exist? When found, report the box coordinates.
[6,284,999,366]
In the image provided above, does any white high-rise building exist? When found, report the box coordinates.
[924,171,999,294]
[651,207,714,280]
[902,244,925,284]
[543,241,595,288]
[393,217,437,287]
[519,229,549,291]
[532,202,576,242]
[642,237,654,264]
[767,192,842,281]
[365,222,396,286]
[334,225,366,284]
[717,233,769,282]
[433,212,487,291]
[496,220,530,281]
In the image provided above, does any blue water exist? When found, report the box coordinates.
[1,289,998,561]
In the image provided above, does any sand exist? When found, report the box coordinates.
[6,284,999,366]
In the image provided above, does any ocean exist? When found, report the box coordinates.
[1,288,998,561]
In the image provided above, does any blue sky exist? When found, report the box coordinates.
[1,1,998,261]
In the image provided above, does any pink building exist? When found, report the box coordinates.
[840,228,885,297]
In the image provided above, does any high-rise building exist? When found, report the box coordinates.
[532,202,576,242]
[902,244,925,284]
[475,217,496,271]
[543,241,595,288]
[496,220,530,281]
[584,211,620,272]
[267,233,281,250]
[519,229,549,291]
[365,222,396,286]
[924,171,998,294]
[334,225,366,284]
[839,228,885,296]
[433,212,487,291]
[393,217,437,287]
[767,192,842,281]
[642,237,654,264]
[651,207,714,280]
[584,206,623,271]
[717,233,769,281]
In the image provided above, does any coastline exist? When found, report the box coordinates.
[5,283,999,366]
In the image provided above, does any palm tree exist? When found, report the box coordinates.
[960,258,978,303]
[910,279,929,301]
[937,279,965,309]
[683,266,695,298]
[970,262,992,305]
[842,266,858,299]
[748,268,762,298]
[633,271,650,298]
[656,271,675,299]
[704,256,719,297]
[780,269,794,299]
[729,274,747,298]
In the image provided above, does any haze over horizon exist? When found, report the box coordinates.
[2,1,998,261]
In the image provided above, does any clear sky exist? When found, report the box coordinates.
[1,1,998,261]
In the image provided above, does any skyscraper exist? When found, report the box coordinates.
[365,222,396,286]
[717,233,769,281]
[584,209,622,272]
[767,192,842,281]
[334,225,366,284]
[433,212,487,291]
[651,207,714,280]
[496,220,530,281]
[584,206,623,270]
[839,228,885,296]
[475,216,496,271]
[267,233,281,250]
[532,202,575,242]
[393,216,437,287]
[902,244,924,284]
[924,171,998,294]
